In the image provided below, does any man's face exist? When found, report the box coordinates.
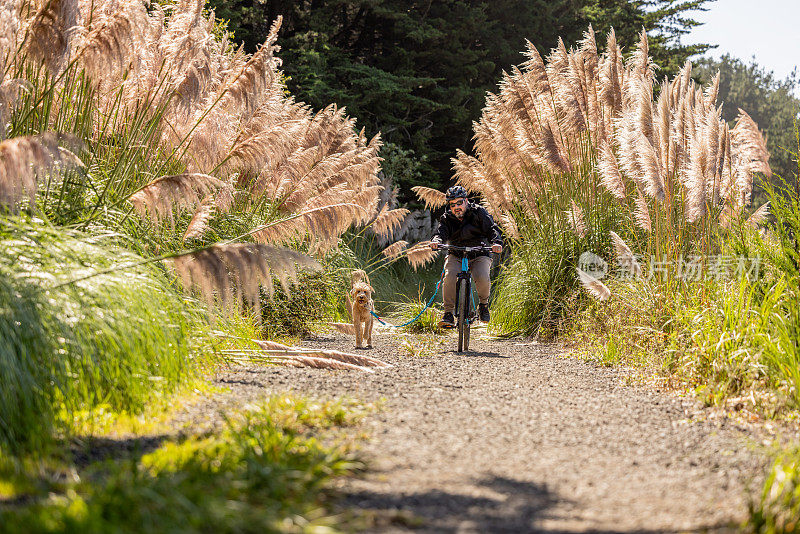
[449,197,467,219]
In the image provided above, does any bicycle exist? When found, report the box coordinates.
[436,244,496,353]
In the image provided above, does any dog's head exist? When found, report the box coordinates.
[350,269,368,286]
[350,281,373,307]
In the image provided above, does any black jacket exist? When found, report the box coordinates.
[431,202,503,258]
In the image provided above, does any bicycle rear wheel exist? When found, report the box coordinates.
[457,279,469,352]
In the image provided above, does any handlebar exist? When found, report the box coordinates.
[434,244,496,254]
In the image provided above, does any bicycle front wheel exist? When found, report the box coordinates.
[457,279,470,352]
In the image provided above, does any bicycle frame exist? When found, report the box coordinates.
[453,256,473,324]
[437,244,494,352]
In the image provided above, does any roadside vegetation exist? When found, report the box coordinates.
[2,0,799,529]
[0,0,419,529]
[449,26,799,530]
[0,218,211,455]
[448,24,797,410]
[1,397,368,533]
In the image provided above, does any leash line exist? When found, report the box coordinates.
[370,267,445,328]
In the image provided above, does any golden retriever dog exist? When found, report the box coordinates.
[350,280,374,349]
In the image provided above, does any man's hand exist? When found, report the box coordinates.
[430,241,439,251]
[492,244,502,254]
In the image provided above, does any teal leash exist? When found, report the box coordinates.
[370,267,445,328]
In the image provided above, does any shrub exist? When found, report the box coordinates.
[259,272,332,338]
[0,397,366,533]
[749,446,800,533]
[0,218,209,454]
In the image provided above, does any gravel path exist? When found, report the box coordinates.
[196,325,774,533]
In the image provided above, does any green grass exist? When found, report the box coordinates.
[9,61,184,236]
[0,217,212,454]
[568,131,800,412]
[0,396,369,533]
[754,164,800,407]
[489,159,619,339]
[394,291,446,335]
[571,266,798,410]
[748,446,800,533]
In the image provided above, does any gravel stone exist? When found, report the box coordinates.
[190,326,775,533]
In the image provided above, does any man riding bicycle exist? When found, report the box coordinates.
[430,186,503,328]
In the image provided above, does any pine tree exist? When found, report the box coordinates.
[208,0,713,197]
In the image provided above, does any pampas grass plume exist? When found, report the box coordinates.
[0,133,83,209]
[382,240,408,259]
[576,267,611,301]
[406,241,437,270]
[609,230,642,277]
[412,186,447,209]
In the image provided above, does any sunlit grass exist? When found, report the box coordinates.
[61,380,222,441]
[395,292,446,335]
[0,396,372,533]
[748,445,800,533]
[0,217,214,454]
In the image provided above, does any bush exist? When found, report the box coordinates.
[0,397,365,533]
[0,218,210,454]
[450,30,772,340]
[259,272,332,338]
[749,446,800,533]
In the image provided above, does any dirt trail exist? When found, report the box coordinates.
[204,326,772,533]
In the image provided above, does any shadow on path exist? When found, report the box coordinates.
[342,474,740,533]
[344,475,558,532]
[70,434,175,467]
[442,350,507,358]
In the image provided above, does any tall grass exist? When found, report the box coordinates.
[1,0,395,310]
[0,397,366,533]
[0,0,412,452]
[0,217,210,454]
[450,28,771,336]
[578,274,780,401]
[755,137,800,407]
[489,145,620,337]
[569,125,800,412]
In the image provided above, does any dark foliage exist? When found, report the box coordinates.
[694,55,800,200]
[259,272,331,338]
[209,0,712,198]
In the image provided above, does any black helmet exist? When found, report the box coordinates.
[445,186,468,201]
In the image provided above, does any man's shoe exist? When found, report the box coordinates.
[439,312,455,328]
[479,303,491,323]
